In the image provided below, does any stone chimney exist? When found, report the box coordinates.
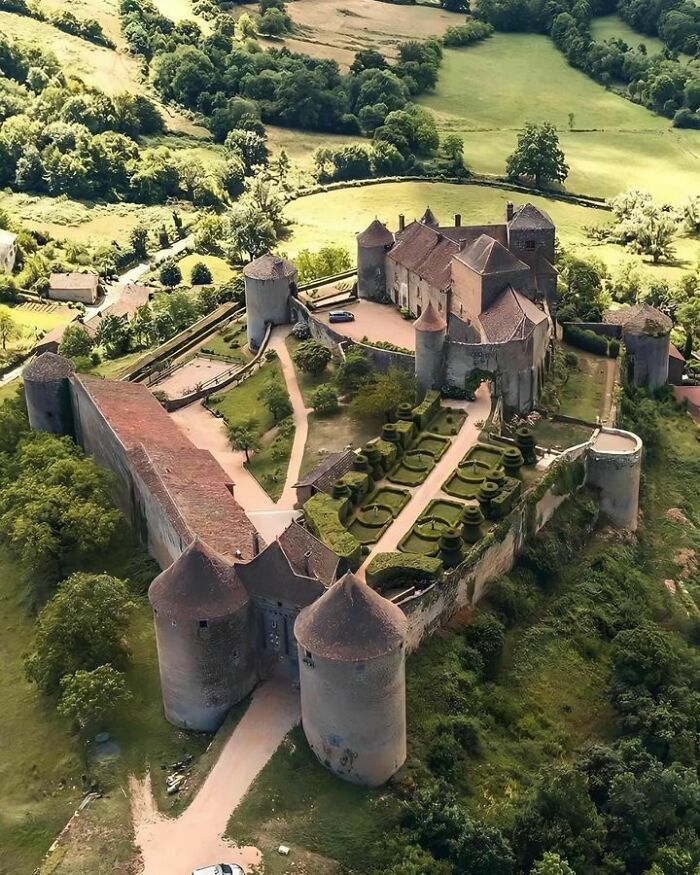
[303,550,312,577]
[252,532,260,556]
[454,213,461,227]
[506,201,514,221]
[398,214,405,232]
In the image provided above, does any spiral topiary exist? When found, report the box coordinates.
[477,479,501,518]
[515,426,536,465]
[460,504,484,543]
[382,423,400,443]
[397,402,413,422]
[364,443,384,478]
[353,453,369,472]
[439,527,464,567]
[486,466,506,487]
[332,481,352,500]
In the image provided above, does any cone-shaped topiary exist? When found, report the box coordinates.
[332,481,352,500]
[439,527,463,567]
[460,504,484,543]
[515,426,536,465]
[487,466,506,487]
[478,479,501,518]
[397,402,413,421]
[364,443,384,478]
[503,446,524,475]
[353,453,369,472]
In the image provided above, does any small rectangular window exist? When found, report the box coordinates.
[525,240,536,250]
[198,619,208,629]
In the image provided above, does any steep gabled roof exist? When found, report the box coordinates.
[294,449,356,493]
[236,540,325,607]
[456,234,530,277]
[387,221,460,292]
[278,522,339,587]
[294,572,407,661]
[479,286,548,343]
[421,207,439,228]
[414,300,447,333]
[508,203,554,230]
[148,538,249,619]
[357,218,394,247]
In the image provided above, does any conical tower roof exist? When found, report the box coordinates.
[420,207,439,228]
[24,352,74,382]
[243,252,296,281]
[357,218,394,247]
[294,572,407,661]
[414,300,446,333]
[149,537,249,619]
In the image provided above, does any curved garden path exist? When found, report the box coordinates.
[357,384,492,580]
[131,677,300,875]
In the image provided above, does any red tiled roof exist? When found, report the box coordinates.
[278,522,339,587]
[388,222,460,292]
[669,343,686,362]
[415,300,447,333]
[478,286,547,343]
[82,284,151,338]
[49,272,99,290]
[456,234,530,277]
[75,375,258,561]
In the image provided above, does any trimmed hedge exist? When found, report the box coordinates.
[395,419,417,448]
[338,470,372,505]
[366,551,443,590]
[562,323,616,357]
[304,493,361,568]
[411,389,441,430]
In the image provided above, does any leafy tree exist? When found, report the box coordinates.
[130,304,156,349]
[441,0,469,10]
[442,133,465,170]
[190,261,213,285]
[25,572,133,693]
[608,190,678,263]
[463,610,505,676]
[0,434,121,575]
[371,140,406,175]
[59,324,93,359]
[310,384,339,414]
[336,347,373,394]
[228,202,277,260]
[159,261,182,288]
[258,7,291,35]
[350,49,387,75]
[506,122,569,188]
[295,246,352,283]
[349,368,415,421]
[293,339,332,376]
[236,12,257,39]
[224,129,269,175]
[229,417,261,462]
[556,253,609,323]
[96,313,131,358]
[129,224,149,260]
[0,391,29,455]
[0,305,19,349]
[259,378,292,422]
[58,664,131,734]
[531,852,575,875]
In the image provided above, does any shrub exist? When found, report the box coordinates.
[293,339,332,375]
[366,551,442,589]
[310,384,339,414]
[411,389,441,429]
[428,733,463,779]
[562,324,611,356]
[190,261,213,285]
[303,493,361,567]
[608,338,620,358]
[464,611,505,677]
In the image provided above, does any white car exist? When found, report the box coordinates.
[192,866,245,875]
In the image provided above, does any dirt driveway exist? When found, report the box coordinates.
[131,678,300,875]
[155,356,235,399]
[315,300,417,351]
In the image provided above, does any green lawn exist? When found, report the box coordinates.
[178,253,235,285]
[200,320,251,366]
[286,182,700,283]
[531,418,595,449]
[558,346,610,422]
[301,408,381,477]
[0,528,211,874]
[417,33,700,205]
[285,334,338,406]
[589,14,666,54]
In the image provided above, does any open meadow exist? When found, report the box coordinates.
[285,181,700,282]
[418,34,700,204]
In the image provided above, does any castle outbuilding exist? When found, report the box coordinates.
[294,572,408,787]
[244,253,297,350]
[149,538,257,731]
[603,303,672,390]
[23,351,75,436]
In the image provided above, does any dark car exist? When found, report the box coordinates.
[328,310,355,323]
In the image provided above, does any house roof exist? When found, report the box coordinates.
[82,284,151,338]
[479,286,548,343]
[49,272,99,290]
[278,522,339,587]
[508,203,554,230]
[148,537,249,619]
[439,223,508,247]
[455,234,530,277]
[669,343,685,362]
[294,572,407,661]
[357,218,394,247]
[24,351,75,381]
[236,540,325,607]
[294,449,356,493]
[387,221,460,292]
[414,300,447,333]
[243,253,296,281]
[75,375,259,562]
[603,304,672,337]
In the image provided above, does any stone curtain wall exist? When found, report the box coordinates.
[399,444,589,652]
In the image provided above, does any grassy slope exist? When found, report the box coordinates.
[285,182,700,282]
[177,253,235,285]
[589,14,666,54]
[418,34,700,204]
[558,346,610,421]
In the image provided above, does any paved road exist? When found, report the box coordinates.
[131,677,300,875]
[357,384,492,579]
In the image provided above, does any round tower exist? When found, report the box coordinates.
[23,351,75,436]
[586,428,642,531]
[148,538,257,732]
[244,253,297,350]
[621,305,671,390]
[414,300,447,401]
[357,219,393,301]
[294,571,408,787]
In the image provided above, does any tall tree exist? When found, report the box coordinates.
[506,122,569,188]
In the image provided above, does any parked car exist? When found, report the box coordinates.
[192,865,245,875]
[329,310,355,323]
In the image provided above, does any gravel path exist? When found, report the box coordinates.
[131,677,300,875]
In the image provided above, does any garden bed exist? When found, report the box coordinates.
[429,407,467,436]
[347,486,410,545]
[387,449,436,487]
[399,499,464,555]
[414,432,451,459]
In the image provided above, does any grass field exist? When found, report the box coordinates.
[418,34,700,204]
[285,181,700,282]
[177,253,235,284]
[589,14,666,54]
[558,346,610,422]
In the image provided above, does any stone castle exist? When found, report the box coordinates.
[19,200,660,789]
